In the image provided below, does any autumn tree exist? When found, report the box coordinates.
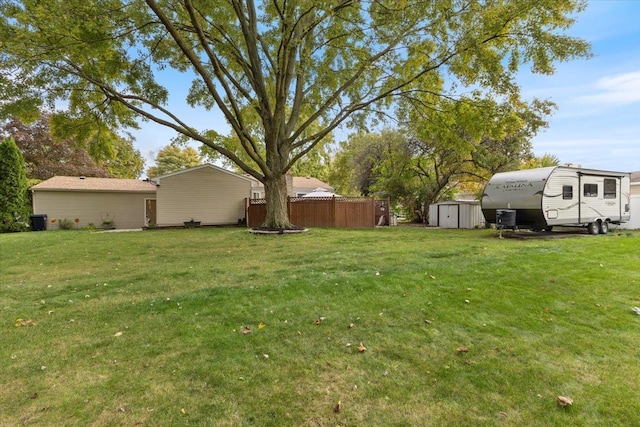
[146,145,202,178]
[1,115,145,179]
[0,138,31,232]
[0,0,591,229]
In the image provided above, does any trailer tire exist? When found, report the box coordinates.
[587,221,599,235]
[599,220,609,234]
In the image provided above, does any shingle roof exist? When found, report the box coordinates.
[292,176,333,190]
[30,176,157,192]
[631,172,640,183]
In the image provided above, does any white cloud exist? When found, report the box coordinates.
[576,71,640,106]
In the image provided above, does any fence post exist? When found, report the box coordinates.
[332,196,337,228]
[245,198,249,227]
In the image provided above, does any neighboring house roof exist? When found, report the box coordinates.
[631,171,640,184]
[153,164,255,183]
[292,176,333,191]
[30,176,157,193]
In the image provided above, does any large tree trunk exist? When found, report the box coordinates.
[262,173,294,229]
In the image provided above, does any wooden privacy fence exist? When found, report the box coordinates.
[247,196,389,228]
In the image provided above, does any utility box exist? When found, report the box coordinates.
[30,214,47,231]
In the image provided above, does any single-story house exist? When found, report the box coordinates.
[31,176,156,230]
[620,171,639,229]
[428,200,485,229]
[30,165,334,230]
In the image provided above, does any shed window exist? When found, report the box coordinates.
[583,183,598,197]
[604,179,616,199]
[562,185,573,200]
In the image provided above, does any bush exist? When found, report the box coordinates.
[58,218,74,230]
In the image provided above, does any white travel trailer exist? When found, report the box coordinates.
[481,166,631,234]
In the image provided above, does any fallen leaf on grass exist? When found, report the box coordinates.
[357,342,367,352]
[314,319,322,325]
[456,346,469,353]
[29,393,39,399]
[258,322,266,329]
[429,274,436,279]
[114,331,123,337]
[557,395,573,407]
[333,400,341,413]
[15,318,37,327]
[241,326,251,334]
[348,323,355,329]
[403,291,408,297]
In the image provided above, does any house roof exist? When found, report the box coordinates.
[292,176,333,190]
[631,171,640,184]
[153,164,255,183]
[30,176,157,193]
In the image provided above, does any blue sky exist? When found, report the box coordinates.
[519,0,640,172]
[131,1,640,173]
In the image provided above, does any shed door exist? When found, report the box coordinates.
[439,204,459,228]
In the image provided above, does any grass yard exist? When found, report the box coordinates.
[1,227,639,426]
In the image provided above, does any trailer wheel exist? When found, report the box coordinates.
[545,226,553,232]
[587,221,599,235]
[598,220,609,234]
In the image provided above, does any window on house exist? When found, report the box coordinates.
[562,185,573,200]
[583,183,598,197]
[252,191,261,200]
[603,179,616,199]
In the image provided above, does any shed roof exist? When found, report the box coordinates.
[30,176,157,193]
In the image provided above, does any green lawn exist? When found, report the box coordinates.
[1,227,639,426]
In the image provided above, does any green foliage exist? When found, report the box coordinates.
[0,138,31,232]
[0,0,591,228]
[522,152,562,169]
[57,218,75,230]
[146,145,202,178]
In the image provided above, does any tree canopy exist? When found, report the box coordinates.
[146,145,202,178]
[1,115,145,180]
[0,0,591,228]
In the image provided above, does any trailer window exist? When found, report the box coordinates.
[604,179,616,199]
[562,185,573,200]
[583,183,598,197]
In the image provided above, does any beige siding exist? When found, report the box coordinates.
[156,167,251,226]
[32,191,155,230]
[632,184,639,196]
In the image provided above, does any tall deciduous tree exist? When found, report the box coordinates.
[1,115,145,179]
[0,138,31,232]
[0,0,591,228]
[146,145,202,178]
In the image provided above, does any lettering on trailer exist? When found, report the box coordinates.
[495,180,534,192]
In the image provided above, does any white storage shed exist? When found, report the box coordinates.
[428,201,485,229]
